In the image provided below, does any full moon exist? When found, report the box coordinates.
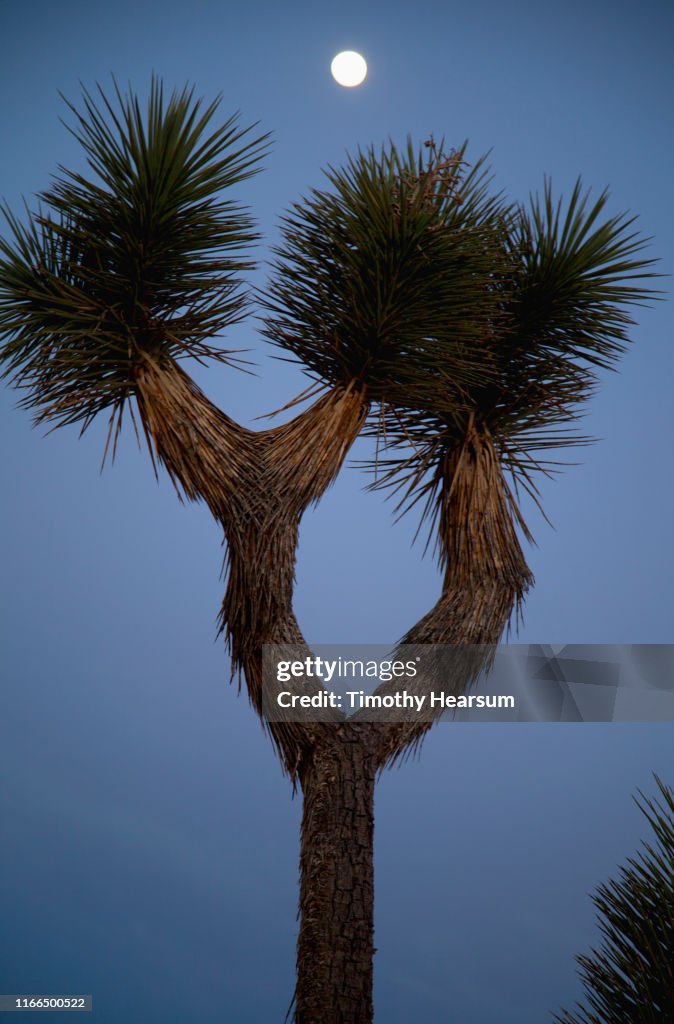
[330,51,367,88]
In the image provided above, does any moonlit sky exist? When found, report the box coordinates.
[1,1,673,1021]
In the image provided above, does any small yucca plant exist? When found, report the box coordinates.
[554,776,674,1024]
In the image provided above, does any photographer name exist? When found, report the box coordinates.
[276,690,515,711]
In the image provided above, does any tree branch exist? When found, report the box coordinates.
[134,354,369,771]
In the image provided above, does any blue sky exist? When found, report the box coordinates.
[1,0,673,1021]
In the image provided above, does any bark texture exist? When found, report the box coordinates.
[296,726,378,1024]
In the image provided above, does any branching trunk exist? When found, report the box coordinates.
[133,353,369,766]
[132,360,534,1023]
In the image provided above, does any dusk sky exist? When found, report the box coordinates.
[1,1,673,1021]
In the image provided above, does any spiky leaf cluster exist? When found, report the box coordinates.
[0,78,268,435]
[372,179,659,523]
[485,180,657,469]
[554,776,674,1024]
[263,140,514,406]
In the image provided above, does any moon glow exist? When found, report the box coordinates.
[331,51,367,87]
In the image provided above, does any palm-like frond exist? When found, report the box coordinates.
[0,77,269,439]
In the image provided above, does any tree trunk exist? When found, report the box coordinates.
[296,726,377,1024]
[134,361,533,1021]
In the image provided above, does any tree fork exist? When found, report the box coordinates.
[133,354,369,766]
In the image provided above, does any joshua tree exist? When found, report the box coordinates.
[0,79,658,1023]
[554,776,674,1023]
